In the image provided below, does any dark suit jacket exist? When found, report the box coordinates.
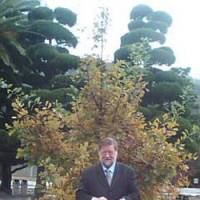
[76,162,141,200]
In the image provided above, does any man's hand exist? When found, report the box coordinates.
[91,197,108,200]
[91,198,99,200]
[99,197,108,200]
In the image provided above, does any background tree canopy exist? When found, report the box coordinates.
[0,0,80,193]
[114,4,199,141]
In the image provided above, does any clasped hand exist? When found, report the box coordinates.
[92,197,124,200]
[92,197,108,200]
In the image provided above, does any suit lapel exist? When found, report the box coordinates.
[96,163,110,188]
[110,162,120,189]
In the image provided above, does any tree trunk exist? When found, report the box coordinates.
[1,162,12,194]
[35,166,45,198]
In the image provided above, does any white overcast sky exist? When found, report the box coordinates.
[42,0,200,79]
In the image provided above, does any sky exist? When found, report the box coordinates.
[42,0,200,79]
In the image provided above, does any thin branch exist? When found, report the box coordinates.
[112,88,124,122]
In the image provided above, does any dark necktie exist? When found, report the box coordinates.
[105,169,112,186]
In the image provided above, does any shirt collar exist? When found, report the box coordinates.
[101,161,116,174]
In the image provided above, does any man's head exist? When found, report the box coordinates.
[98,137,118,168]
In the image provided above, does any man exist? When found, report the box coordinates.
[76,137,141,200]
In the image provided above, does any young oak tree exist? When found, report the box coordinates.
[9,57,193,200]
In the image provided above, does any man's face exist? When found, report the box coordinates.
[98,144,118,167]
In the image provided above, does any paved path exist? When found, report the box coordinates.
[0,192,33,200]
[0,197,32,200]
